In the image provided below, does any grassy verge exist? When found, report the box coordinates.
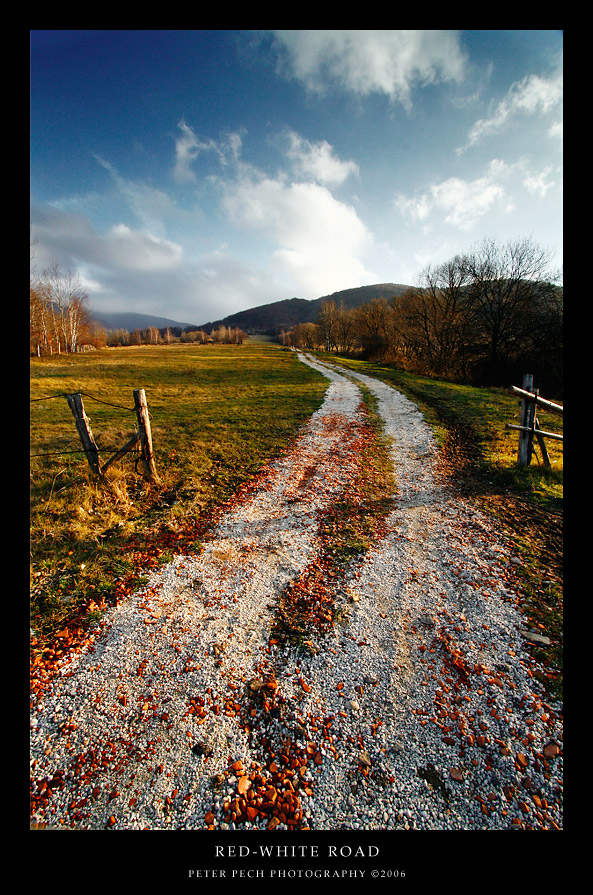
[313,352,563,701]
[30,342,329,663]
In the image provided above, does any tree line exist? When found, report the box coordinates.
[283,237,563,395]
[30,260,247,354]
[105,324,247,347]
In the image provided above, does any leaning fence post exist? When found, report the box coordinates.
[517,373,535,467]
[67,393,101,476]
[534,415,552,468]
[133,388,159,483]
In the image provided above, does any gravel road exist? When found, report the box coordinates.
[29,354,563,833]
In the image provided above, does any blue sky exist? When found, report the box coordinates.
[30,30,563,326]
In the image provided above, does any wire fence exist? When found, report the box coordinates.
[30,390,136,411]
[29,389,157,481]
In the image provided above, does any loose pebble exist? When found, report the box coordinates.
[29,356,563,832]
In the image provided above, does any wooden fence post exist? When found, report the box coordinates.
[133,388,159,483]
[66,393,101,476]
[517,373,535,467]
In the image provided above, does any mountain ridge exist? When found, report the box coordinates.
[92,311,200,332]
[91,283,412,336]
[197,283,411,335]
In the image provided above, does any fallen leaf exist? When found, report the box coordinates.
[237,776,251,795]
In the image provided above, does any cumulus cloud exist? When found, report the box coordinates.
[458,68,563,152]
[30,204,192,320]
[271,30,466,105]
[31,202,255,323]
[222,174,374,295]
[31,120,374,322]
[285,130,359,186]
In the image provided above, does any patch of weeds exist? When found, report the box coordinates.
[271,386,396,647]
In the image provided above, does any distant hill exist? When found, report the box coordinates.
[198,283,411,336]
[90,283,412,337]
[92,311,200,332]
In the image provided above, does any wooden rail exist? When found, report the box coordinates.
[510,386,563,417]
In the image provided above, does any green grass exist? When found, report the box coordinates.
[30,342,329,646]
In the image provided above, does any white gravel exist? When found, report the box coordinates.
[30,354,563,832]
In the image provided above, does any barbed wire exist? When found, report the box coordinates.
[30,393,69,402]
[29,390,156,464]
[30,391,135,411]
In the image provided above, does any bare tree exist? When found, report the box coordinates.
[463,236,559,382]
[292,322,320,350]
[401,256,472,377]
[317,300,339,351]
[355,297,391,359]
[334,303,358,353]
[40,262,91,354]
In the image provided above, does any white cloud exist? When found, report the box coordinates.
[222,174,374,295]
[104,224,183,271]
[285,131,359,186]
[396,160,515,232]
[32,205,183,274]
[271,30,466,105]
[523,166,556,197]
[33,124,369,322]
[173,120,207,183]
[459,68,563,152]
[173,120,244,183]
[549,120,563,143]
[31,201,257,322]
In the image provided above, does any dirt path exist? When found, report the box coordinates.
[30,355,563,831]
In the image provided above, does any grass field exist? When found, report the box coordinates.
[30,342,563,698]
[30,341,329,645]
